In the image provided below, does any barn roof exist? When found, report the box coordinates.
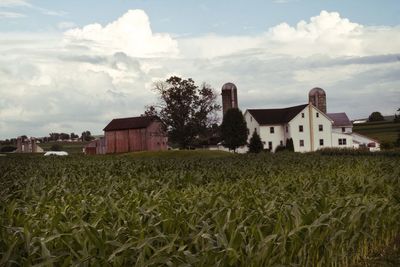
[247,104,308,125]
[103,116,159,131]
[327,112,352,127]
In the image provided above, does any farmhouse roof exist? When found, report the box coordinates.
[247,104,308,125]
[103,116,159,131]
[327,112,352,127]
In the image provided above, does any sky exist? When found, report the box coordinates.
[0,0,399,139]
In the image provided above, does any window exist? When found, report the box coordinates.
[319,139,324,146]
[280,140,283,146]
[286,126,288,133]
[299,140,304,147]
[301,113,304,118]
[316,112,319,118]
[270,127,274,134]
[299,125,303,132]
[254,127,257,133]
[250,116,253,122]
[319,124,323,131]
[343,138,347,145]
[268,142,272,150]
[342,127,345,133]
[338,138,347,145]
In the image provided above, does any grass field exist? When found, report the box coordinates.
[353,121,400,143]
[1,151,399,266]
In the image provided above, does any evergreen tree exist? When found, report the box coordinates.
[248,130,263,153]
[221,108,248,152]
[286,138,294,152]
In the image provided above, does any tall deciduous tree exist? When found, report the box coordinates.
[144,76,221,149]
[248,130,263,153]
[221,108,248,152]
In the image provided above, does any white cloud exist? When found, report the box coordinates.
[57,21,76,30]
[64,10,178,58]
[0,9,399,139]
[0,11,25,18]
[0,0,30,7]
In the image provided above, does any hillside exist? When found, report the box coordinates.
[353,121,400,143]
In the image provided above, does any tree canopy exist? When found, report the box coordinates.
[368,111,384,122]
[144,76,221,149]
[220,108,248,152]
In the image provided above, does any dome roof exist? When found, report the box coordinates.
[309,87,326,96]
[222,82,237,90]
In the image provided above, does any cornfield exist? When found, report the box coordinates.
[1,152,399,266]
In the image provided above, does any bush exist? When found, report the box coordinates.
[380,142,394,150]
[275,145,287,153]
[50,144,63,151]
[0,146,16,152]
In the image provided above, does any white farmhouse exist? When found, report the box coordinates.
[242,87,380,152]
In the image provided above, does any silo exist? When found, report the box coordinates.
[221,82,238,115]
[309,87,327,113]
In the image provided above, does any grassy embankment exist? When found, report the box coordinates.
[353,121,400,143]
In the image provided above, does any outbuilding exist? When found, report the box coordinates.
[103,116,167,154]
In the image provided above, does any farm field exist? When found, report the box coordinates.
[353,121,400,143]
[1,152,399,266]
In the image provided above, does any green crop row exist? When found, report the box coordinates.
[1,153,399,266]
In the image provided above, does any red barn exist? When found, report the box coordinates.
[103,116,168,154]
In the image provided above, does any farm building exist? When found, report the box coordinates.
[16,137,44,153]
[84,137,106,155]
[219,83,380,153]
[243,87,379,152]
[103,116,167,154]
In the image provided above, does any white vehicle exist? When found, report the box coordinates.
[44,151,69,156]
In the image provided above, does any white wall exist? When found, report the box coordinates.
[244,111,259,142]
[332,126,352,134]
[310,106,333,151]
[259,125,284,152]
[287,105,333,152]
[332,132,353,148]
[288,106,311,152]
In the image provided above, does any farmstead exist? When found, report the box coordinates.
[221,84,381,153]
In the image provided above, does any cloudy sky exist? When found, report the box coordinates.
[0,0,399,139]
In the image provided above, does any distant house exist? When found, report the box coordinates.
[103,116,167,154]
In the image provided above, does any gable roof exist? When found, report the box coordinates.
[327,112,352,127]
[247,104,308,125]
[103,116,158,131]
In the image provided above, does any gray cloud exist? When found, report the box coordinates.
[0,10,399,139]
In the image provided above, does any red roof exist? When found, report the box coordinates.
[103,116,159,131]
[247,104,308,125]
